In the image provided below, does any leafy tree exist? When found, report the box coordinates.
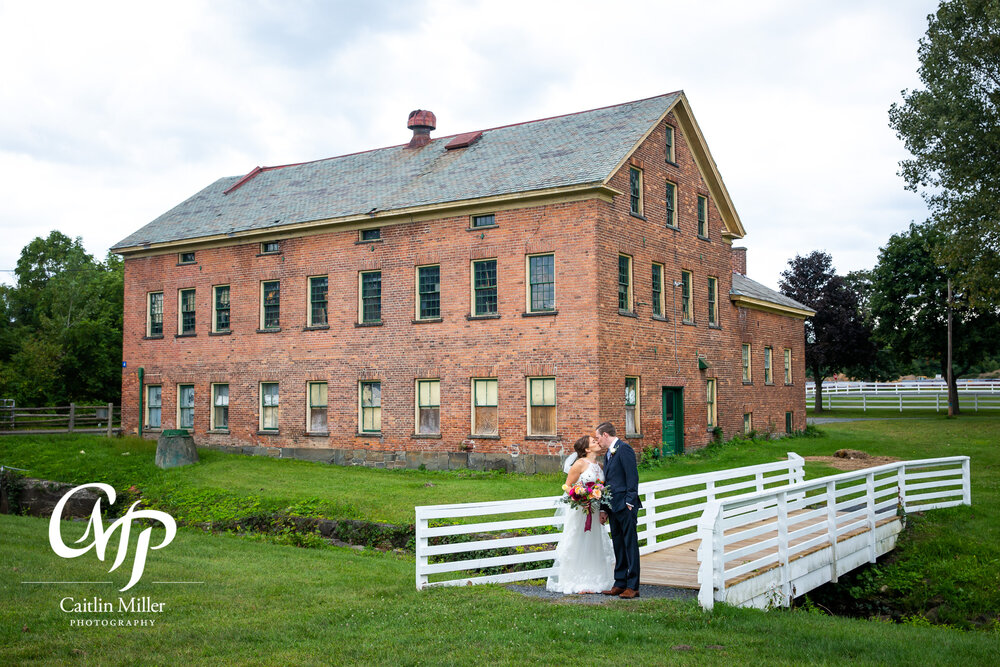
[870,223,1000,414]
[889,0,1000,308]
[780,251,876,411]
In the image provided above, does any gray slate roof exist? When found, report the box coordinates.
[113,92,681,250]
[731,273,815,314]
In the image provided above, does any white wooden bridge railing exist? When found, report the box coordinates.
[414,454,805,590]
[696,456,970,610]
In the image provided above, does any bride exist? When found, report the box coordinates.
[546,435,616,594]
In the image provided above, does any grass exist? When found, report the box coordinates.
[2,513,999,666]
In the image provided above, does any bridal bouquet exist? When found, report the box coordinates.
[561,481,611,532]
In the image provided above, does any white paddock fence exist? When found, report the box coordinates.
[414,454,806,590]
[696,456,970,610]
[806,380,1000,412]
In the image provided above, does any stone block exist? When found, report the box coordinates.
[534,454,562,475]
[155,433,199,469]
[468,453,485,471]
[448,452,469,470]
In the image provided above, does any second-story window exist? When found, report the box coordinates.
[472,259,497,316]
[179,289,196,335]
[360,271,382,323]
[681,270,693,322]
[707,276,718,326]
[742,343,752,383]
[147,292,163,337]
[665,181,677,228]
[629,167,643,216]
[784,348,793,385]
[652,263,664,317]
[214,285,230,332]
[698,195,708,238]
[309,276,328,326]
[764,346,773,384]
[261,280,280,329]
[417,265,440,320]
[527,254,555,312]
[618,254,633,312]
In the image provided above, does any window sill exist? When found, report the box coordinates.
[467,314,500,321]
[356,432,382,438]
[469,434,501,440]
[143,335,164,340]
[697,235,710,242]
[666,224,680,232]
[412,433,442,439]
[355,321,383,327]
[682,320,696,326]
[175,333,197,338]
[303,325,330,331]
[629,212,646,221]
[355,238,383,245]
[785,383,794,387]
[412,318,443,324]
[256,430,280,436]
[743,381,753,386]
[256,252,281,257]
[144,427,162,433]
[618,309,638,318]
[305,431,330,437]
[765,382,774,386]
[176,262,197,267]
[708,324,722,330]
[522,310,557,317]
[207,429,229,435]
[665,159,679,168]
[256,328,281,333]
[652,314,668,322]
[467,224,498,231]
[209,330,232,336]
[525,434,560,440]
[626,433,642,440]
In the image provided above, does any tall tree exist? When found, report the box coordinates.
[889,0,1000,308]
[870,223,1000,414]
[780,251,876,411]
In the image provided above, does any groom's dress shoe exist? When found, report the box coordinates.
[601,587,624,596]
[618,588,640,599]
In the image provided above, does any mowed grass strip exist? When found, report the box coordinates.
[2,513,999,666]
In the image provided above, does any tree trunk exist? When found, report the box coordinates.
[949,373,961,416]
[813,371,824,412]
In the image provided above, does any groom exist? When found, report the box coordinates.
[596,421,641,599]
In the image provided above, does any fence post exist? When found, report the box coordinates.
[866,472,877,562]
[899,395,903,413]
[962,458,972,506]
[862,394,866,412]
[975,394,979,412]
[107,403,114,437]
[68,403,75,432]
[826,480,839,583]
[777,491,790,605]
[414,507,429,591]
[644,490,656,550]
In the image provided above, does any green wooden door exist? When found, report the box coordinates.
[661,387,684,455]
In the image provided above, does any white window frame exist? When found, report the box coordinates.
[260,280,280,330]
[742,343,752,383]
[697,194,709,238]
[358,270,382,324]
[665,180,678,229]
[307,381,328,434]
[260,382,279,431]
[147,291,163,337]
[415,379,441,435]
[359,381,382,434]
[707,378,717,429]
[178,288,196,335]
[471,259,498,317]
[415,264,441,321]
[471,378,499,436]
[629,166,643,216]
[665,125,676,163]
[784,348,793,385]
[145,384,162,429]
[707,276,718,326]
[177,383,194,430]
[744,412,753,435]
[525,253,556,313]
[527,376,556,437]
[764,346,773,385]
[211,383,229,432]
[212,285,230,333]
[308,275,329,327]
[652,262,665,317]
[681,269,693,323]
[618,254,633,313]
[625,376,640,437]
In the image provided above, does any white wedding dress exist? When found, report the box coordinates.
[546,462,616,593]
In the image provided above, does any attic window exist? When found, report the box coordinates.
[471,214,496,229]
[178,252,195,264]
[361,229,381,242]
[261,241,280,254]
[445,131,483,150]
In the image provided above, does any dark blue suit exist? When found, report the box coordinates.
[604,438,641,590]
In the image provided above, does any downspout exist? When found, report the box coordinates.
[138,367,144,437]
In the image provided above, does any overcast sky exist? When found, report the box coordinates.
[0,0,939,289]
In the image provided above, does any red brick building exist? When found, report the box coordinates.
[113,92,813,472]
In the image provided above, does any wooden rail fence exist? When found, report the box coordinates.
[0,403,121,436]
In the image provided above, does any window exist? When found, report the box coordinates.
[360,271,382,323]
[665,125,675,163]
[179,289,196,335]
[309,276,328,326]
[261,241,280,254]
[147,292,163,337]
[785,411,794,434]
[308,382,328,433]
[744,413,753,435]
[213,285,230,332]
[784,348,793,385]
[416,379,440,435]
[260,383,279,431]
[211,384,229,431]
[472,259,497,316]
[697,195,708,238]
[472,378,498,436]
[261,280,280,329]
[417,265,440,320]
[359,381,381,433]
[360,229,381,242]
[527,254,555,312]
[528,377,556,437]
[652,263,664,317]
[742,343,752,383]
[625,377,639,436]
[665,181,677,228]
[707,276,718,326]
[471,214,495,228]
[764,346,773,384]
[178,384,194,429]
[681,270,693,322]
[618,254,633,312]
[145,385,162,429]
[629,167,643,216]
[179,252,195,264]
[706,379,717,429]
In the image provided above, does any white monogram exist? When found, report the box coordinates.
[48,483,177,592]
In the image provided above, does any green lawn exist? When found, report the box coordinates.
[2,513,998,666]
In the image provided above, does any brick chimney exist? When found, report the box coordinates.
[406,109,436,148]
[731,246,747,275]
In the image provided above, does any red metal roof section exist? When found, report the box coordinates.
[445,131,483,150]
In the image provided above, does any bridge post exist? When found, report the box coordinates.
[826,480,838,583]
[777,491,791,605]
[866,473,877,563]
